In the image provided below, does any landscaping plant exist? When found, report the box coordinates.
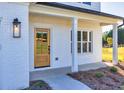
[110,66,118,73]
[95,72,104,78]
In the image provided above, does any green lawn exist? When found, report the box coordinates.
[102,47,124,62]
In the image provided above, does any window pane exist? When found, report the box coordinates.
[78,31,81,41]
[78,42,81,53]
[83,2,91,5]
[89,42,92,52]
[89,32,92,41]
[83,42,87,52]
[71,30,72,41]
[83,32,87,41]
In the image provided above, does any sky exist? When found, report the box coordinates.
[101,2,124,32]
[101,2,124,17]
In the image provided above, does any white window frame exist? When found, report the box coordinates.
[78,30,93,54]
[0,17,2,25]
[71,30,93,54]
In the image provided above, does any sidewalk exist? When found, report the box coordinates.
[40,74,91,90]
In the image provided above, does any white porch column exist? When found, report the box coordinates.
[113,23,118,65]
[71,17,78,72]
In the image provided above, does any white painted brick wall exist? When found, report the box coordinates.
[0,3,29,89]
[0,2,102,89]
[29,15,102,71]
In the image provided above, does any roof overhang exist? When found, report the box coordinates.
[29,2,124,25]
[37,2,124,20]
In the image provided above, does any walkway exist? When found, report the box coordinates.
[30,62,108,90]
[41,74,91,90]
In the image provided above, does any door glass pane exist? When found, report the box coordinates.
[83,42,87,52]
[78,42,81,53]
[83,32,87,41]
[36,32,42,54]
[36,32,48,54]
[78,31,81,41]
[41,32,48,54]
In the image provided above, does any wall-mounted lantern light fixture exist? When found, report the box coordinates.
[13,18,21,38]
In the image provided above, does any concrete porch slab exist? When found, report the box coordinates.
[39,74,91,90]
[30,62,107,80]
[30,62,108,90]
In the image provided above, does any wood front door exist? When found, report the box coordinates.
[34,28,50,68]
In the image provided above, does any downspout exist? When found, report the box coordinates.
[117,19,124,65]
[118,19,124,28]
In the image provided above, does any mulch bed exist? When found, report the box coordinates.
[24,80,52,90]
[68,63,124,90]
[118,63,124,70]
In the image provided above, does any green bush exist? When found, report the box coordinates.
[110,66,118,73]
[118,60,122,62]
[95,72,104,78]
[34,82,44,87]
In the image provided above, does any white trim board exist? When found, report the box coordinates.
[0,17,2,23]
[0,17,2,20]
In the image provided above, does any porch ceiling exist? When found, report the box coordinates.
[29,3,123,25]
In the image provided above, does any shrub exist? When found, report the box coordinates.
[34,81,46,87]
[110,66,118,73]
[102,60,105,62]
[118,60,121,62]
[95,72,104,78]
[110,60,112,62]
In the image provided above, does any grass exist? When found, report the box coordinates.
[102,47,124,62]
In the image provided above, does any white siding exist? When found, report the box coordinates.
[0,3,29,89]
[0,2,102,89]
[59,2,101,11]
[29,14,102,71]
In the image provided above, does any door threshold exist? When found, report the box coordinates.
[35,65,50,69]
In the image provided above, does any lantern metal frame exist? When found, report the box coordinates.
[13,18,21,38]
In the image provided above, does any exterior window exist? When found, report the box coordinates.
[83,2,91,5]
[71,30,93,53]
[78,31,93,53]
[77,31,81,53]
[71,30,72,53]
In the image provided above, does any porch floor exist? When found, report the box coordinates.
[30,62,108,90]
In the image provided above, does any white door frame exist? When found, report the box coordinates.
[29,23,54,71]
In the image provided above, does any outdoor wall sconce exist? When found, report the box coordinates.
[13,18,21,38]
